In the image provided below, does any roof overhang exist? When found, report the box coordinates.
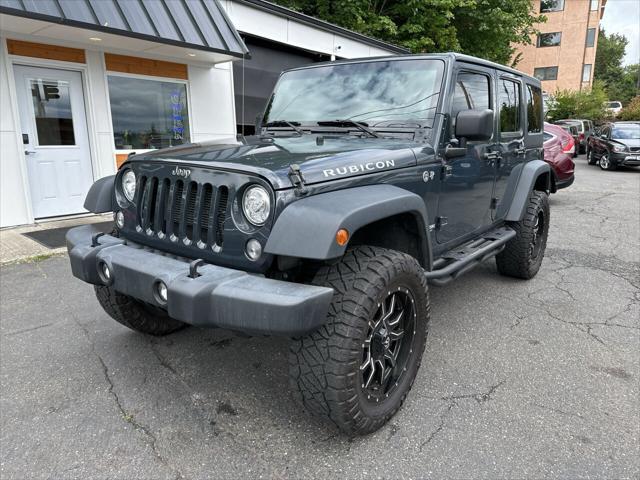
[0,0,248,64]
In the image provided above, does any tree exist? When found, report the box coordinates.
[618,96,640,121]
[272,0,544,65]
[594,30,639,104]
[546,81,608,122]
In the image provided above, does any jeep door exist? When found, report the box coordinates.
[435,65,496,245]
[492,75,527,220]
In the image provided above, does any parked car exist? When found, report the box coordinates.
[557,123,579,157]
[605,101,623,117]
[544,123,575,189]
[66,53,553,435]
[555,119,594,153]
[586,121,640,170]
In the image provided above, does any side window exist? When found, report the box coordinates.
[526,84,543,133]
[498,78,521,134]
[450,72,490,131]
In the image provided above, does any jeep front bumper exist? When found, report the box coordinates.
[66,224,333,336]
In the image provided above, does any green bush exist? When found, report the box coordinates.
[618,96,640,121]
[546,81,608,122]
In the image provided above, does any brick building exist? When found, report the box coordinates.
[513,0,607,93]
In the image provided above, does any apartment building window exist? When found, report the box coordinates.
[534,66,559,81]
[582,64,592,83]
[540,0,564,13]
[586,28,596,47]
[537,32,562,47]
[590,0,599,10]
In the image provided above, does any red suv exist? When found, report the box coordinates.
[544,123,575,189]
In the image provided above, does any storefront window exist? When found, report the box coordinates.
[108,75,190,150]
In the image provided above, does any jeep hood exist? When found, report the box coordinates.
[129,135,427,190]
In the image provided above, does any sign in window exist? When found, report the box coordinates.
[29,79,75,146]
[107,75,190,150]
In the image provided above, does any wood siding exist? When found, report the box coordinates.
[6,39,86,63]
[105,53,188,80]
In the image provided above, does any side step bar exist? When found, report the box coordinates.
[425,226,516,286]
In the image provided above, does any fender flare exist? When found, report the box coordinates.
[505,160,551,222]
[264,184,432,268]
[84,175,115,213]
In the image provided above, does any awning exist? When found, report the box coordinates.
[0,0,248,60]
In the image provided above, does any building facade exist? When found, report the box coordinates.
[513,0,607,93]
[0,0,405,228]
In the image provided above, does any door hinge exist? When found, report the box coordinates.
[490,197,499,209]
[435,216,448,229]
[441,164,452,179]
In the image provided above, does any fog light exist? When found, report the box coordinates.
[155,281,168,304]
[115,210,125,229]
[99,262,112,284]
[245,239,262,261]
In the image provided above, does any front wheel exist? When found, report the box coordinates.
[95,285,187,336]
[599,153,617,171]
[289,246,430,436]
[496,191,550,279]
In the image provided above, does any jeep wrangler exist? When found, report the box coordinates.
[67,53,552,436]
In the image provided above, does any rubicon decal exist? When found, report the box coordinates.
[323,159,395,177]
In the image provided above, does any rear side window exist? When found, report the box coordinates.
[543,132,554,142]
[498,78,521,133]
[526,84,543,133]
[450,71,490,132]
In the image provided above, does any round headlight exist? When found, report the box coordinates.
[121,169,136,202]
[242,185,271,226]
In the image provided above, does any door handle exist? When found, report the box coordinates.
[483,151,501,160]
[515,147,526,156]
[24,150,36,155]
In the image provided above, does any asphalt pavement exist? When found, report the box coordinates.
[1,156,638,479]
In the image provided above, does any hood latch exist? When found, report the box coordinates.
[288,164,308,196]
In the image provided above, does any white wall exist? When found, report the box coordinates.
[0,38,32,228]
[188,62,237,142]
[221,1,400,59]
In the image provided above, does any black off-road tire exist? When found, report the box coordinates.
[496,191,550,280]
[289,246,430,436]
[95,285,187,336]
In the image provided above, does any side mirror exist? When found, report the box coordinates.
[455,109,494,141]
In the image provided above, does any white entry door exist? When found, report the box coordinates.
[13,65,93,218]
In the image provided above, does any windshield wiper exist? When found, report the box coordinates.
[317,120,380,138]
[263,120,304,136]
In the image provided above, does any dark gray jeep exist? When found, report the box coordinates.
[67,53,552,435]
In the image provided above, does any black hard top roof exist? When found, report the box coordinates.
[283,52,540,84]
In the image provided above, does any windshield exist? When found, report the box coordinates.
[612,124,640,140]
[263,59,445,129]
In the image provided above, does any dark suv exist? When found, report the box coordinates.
[587,121,640,170]
[67,53,553,435]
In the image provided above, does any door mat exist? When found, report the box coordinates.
[22,221,113,249]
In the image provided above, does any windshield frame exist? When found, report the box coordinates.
[262,57,447,134]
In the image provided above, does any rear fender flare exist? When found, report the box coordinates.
[505,160,551,222]
[264,185,432,268]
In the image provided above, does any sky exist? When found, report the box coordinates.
[600,0,640,65]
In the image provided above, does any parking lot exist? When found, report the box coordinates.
[1,156,638,479]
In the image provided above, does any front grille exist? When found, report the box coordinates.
[135,175,228,250]
[629,147,640,152]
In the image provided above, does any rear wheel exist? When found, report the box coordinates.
[496,191,549,280]
[289,246,429,436]
[586,148,598,165]
[95,285,187,336]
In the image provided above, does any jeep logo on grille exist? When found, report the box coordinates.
[171,166,191,178]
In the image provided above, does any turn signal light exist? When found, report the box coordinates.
[336,228,349,246]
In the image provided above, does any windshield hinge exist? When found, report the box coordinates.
[288,164,308,196]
